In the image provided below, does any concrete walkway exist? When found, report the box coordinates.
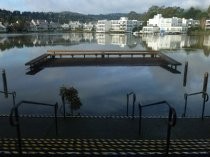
[0,116,210,140]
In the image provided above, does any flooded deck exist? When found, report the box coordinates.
[25,50,181,75]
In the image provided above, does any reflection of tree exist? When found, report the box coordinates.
[0,33,96,51]
[203,47,210,56]
[60,86,82,115]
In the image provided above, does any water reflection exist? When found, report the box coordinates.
[141,34,210,54]
[0,33,210,55]
[0,33,209,116]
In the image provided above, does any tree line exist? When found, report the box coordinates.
[0,5,210,32]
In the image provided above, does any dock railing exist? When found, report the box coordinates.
[183,91,209,119]
[126,92,136,119]
[138,101,177,155]
[9,100,58,155]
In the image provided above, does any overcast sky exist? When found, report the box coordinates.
[1,0,210,14]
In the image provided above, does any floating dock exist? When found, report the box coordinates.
[25,50,182,75]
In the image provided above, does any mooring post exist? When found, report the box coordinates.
[2,69,8,98]
[183,61,188,87]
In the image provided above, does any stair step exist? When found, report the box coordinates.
[0,138,209,156]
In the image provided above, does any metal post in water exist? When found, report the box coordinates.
[2,69,8,98]
[183,62,188,87]
[203,72,208,94]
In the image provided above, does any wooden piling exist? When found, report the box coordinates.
[183,62,188,87]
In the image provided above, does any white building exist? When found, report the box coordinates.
[205,20,210,30]
[96,17,142,33]
[61,23,70,30]
[111,17,141,33]
[83,22,94,32]
[0,22,7,33]
[143,14,188,34]
[96,20,111,32]
[141,26,160,34]
[69,21,83,30]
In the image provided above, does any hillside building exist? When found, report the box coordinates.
[0,22,7,32]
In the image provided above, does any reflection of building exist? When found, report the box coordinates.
[141,34,194,50]
[96,33,136,47]
[95,33,111,45]
[203,35,210,47]
[205,20,210,30]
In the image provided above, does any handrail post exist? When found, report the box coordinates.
[183,93,188,117]
[126,94,129,117]
[138,103,142,136]
[15,107,22,156]
[54,103,58,136]
[132,94,136,119]
[201,93,208,120]
[166,109,172,155]
[62,95,66,119]
[166,108,176,155]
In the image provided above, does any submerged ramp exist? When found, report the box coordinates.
[25,50,181,75]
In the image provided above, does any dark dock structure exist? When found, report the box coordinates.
[25,50,182,75]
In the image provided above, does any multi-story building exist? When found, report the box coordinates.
[0,22,7,32]
[96,17,142,33]
[205,20,210,30]
[96,20,111,32]
[145,14,188,34]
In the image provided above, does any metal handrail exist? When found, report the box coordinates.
[9,100,58,155]
[183,91,209,119]
[0,90,16,106]
[138,100,177,155]
[126,92,136,119]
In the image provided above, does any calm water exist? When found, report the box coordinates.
[0,33,210,116]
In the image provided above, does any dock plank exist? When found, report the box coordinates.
[25,54,50,66]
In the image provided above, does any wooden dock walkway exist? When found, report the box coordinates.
[25,50,182,75]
